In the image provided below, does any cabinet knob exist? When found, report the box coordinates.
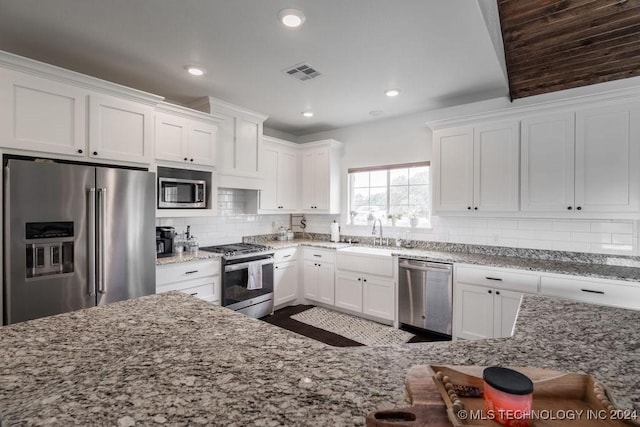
[358,278,361,281]
[474,207,478,210]
[467,206,471,210]
[576,206,582,211]
[184,157,188,161]
[92,151,98,156]
[488,290,492,294]
[363,279,367,282]
[496,291,500,295]
[77,149,83,154]
[190,158,194,162]
[275,266,279,269]
[567,206,573,210]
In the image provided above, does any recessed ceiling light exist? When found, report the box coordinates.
[279,9,305,28]
[385,89,401,97]
[302,111,314,118]
[186,66,206,76]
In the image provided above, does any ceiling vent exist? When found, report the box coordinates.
[283,63,321,81]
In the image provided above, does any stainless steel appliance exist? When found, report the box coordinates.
[200,243,274,318]
[4,158,156,324]
[158,177,206,209]
[398,258,453,336]
[156,226,175,258]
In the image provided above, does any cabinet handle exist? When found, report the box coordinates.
[488,290,492,294]
[190,292,198,296]
[581,288,604,295]
[185,270,199,275]
[92,151,98,156]
[485,277,502,281]
[283,255,291,258]
[313,254,322,258]
[77,149,83,154]
[567,206,573,210]
[576,206,582,211]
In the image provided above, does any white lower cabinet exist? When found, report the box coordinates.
[273,247,298,307]
[540,274,640,310]
[156,259,220,304]
[453,265,540,340]
[302,248,335,305]
[334,250,395,322]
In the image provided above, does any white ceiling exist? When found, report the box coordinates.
[0,0,509,136]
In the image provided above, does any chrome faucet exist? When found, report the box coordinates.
[371,219,383,245]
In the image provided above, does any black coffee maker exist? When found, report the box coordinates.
[156,226,175,258]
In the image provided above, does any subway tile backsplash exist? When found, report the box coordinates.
[157,210,639,256]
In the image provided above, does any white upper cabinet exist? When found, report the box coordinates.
[521,103,640,214]
[89,94,154,164]
[155,103,221,167]
[521,112,575,212]
[0,51,163,165]
[190,96,268,190]
[433,121,519,213]
[300,139,342,214]
[259,136,298,212]
[0,69,87,157]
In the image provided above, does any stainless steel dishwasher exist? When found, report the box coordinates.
[398,258,453,336]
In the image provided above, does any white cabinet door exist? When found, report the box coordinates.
[89,94,153,164]
[0,69,87,157]
[454,283,494,340]
[301,150,316,210]
[155,112,189,163]
[187,121,217,166]
[493,289,522,338]
[521,113,575,212]
[278,149,298,210]
[432,127,474,211]
[473,121,519,212]
[313,148,330,210]
[217,114,236,174]
[303,260,319,301]
[317,262,335,305]
[335,272,363,312]
[274,260,298,306]
[362,276,394,321]
[260,145,279,210]
[575,103,640,213]
[235,117,260,176]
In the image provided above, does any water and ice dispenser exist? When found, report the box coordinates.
[25,222,74,278]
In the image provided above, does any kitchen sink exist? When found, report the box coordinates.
[338,246,395,257]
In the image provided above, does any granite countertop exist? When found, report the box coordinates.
[156,251,222,266]
[0,293,638,426]
[263,239,640,283]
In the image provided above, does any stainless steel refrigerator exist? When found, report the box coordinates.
[4,158,156,324]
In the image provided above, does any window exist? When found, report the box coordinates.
[348,162,431,227]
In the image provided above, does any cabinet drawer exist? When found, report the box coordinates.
[156,259,220,287]
[274,247,297,263]
[336,253,393,277]
[456,265,539,294]
[156,276,219,301]
[540,276,640,310]
[303,247,336,263]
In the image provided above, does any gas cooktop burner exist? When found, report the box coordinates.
[199,243,270,257]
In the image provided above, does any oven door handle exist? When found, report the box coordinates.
[224,258,274,273]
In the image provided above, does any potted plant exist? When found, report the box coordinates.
[387,214,402,227]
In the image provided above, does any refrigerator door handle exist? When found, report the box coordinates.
[97,187,107,294]
[88,188,97,297]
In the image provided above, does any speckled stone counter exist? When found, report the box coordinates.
[156,251,222,266]
[0,293,638,426]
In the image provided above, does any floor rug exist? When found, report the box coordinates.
[290,306,414,346]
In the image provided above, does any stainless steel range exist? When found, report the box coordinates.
[200,243,274,318]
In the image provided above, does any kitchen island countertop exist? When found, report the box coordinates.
[0,292,638,426]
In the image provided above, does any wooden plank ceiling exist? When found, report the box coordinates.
[497,0,640,99]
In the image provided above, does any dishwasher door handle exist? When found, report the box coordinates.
[399,260,452,272]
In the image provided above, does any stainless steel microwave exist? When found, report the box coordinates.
[158,177,206,208]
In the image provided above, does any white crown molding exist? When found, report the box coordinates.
[0,50,164,106]
[156,101,225,123]
[189,96,269,121]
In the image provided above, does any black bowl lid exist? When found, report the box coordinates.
[483,366,533,395]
